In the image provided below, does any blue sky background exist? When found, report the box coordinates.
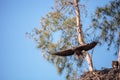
[0,0,117,80]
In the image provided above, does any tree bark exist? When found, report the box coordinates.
[73,0,93,71]
[118,48,120,69]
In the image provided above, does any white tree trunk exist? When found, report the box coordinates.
[73,0,93,71]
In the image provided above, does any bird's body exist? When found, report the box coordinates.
[50,41,98,56]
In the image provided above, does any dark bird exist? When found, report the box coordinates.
[49,41,98,56]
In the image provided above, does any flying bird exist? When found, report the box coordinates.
[49,41,98,56]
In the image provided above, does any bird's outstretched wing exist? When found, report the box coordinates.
[50,49,74,56]
[49,41,98,56]
[74,41,98,51]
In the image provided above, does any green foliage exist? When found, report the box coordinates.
[28,0,120,79]
[90,0,120,54]
[29,0,86,79]
[26,0,120,79]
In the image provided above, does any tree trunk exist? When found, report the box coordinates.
[118,48,120,69]
[73,0,93,71]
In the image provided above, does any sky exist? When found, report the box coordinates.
[0,0,117,80]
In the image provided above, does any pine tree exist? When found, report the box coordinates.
[28,0,99,79]
[28,0,120,79]
[90,0,120,69]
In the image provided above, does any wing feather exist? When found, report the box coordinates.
[74,41,98,51]
[49,41,98,56]
[50,49,74,56]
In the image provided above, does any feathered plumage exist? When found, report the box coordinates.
[50,41,98,56]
